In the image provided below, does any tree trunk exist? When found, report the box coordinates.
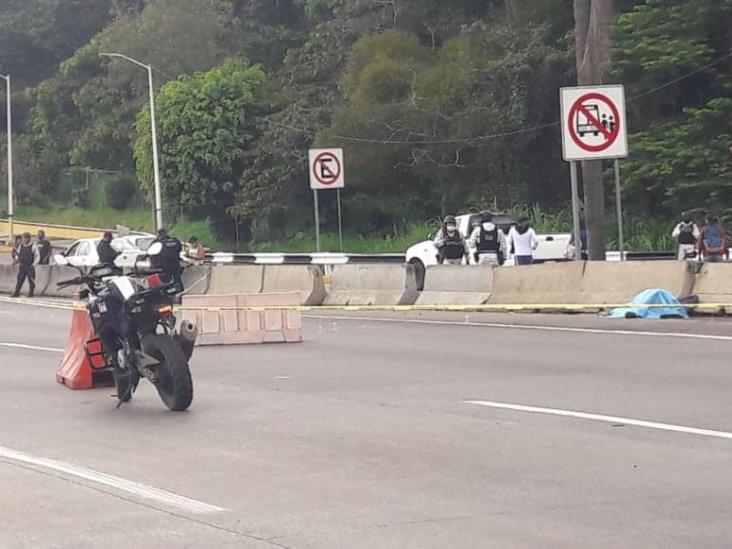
[574,0,615,260]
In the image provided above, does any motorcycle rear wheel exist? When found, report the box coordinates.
[142,335,193,412]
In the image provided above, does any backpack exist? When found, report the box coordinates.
[703,225,726,254]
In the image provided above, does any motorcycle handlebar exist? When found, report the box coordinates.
[56,277,84,288]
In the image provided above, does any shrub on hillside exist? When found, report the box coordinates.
[105,176,138,210]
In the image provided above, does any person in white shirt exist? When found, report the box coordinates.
[507,218,538,266]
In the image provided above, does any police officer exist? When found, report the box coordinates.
[151,228,184,292]
[97,231,121,273]
[671,213,700,260]
[36,230,53,265]
[433,215,467,265]
[468,211,507,265]
[12,232,39,298]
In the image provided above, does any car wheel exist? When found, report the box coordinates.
[409,258,426,291]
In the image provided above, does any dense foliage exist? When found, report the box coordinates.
[0,0,730,245]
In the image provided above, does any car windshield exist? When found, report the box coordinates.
[111,239,135,251]
[136,237,155,251]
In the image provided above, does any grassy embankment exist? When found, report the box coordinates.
[14,204,675,253]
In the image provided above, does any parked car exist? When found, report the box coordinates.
[54,234,155,268]
[406,213,570,289]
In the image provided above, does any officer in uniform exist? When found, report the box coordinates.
[97,231,122,274]
[433,215,467,265]
[151,228,184,292]
[468,211,507,265]
[12,232,39,298]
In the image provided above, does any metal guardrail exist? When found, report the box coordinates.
[206,252,405,265]
[204,251,677,265]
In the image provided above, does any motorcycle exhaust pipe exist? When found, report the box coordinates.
[176,320,198,361]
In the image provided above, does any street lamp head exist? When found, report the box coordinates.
[99,52,150,70]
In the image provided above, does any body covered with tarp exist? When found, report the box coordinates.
[609,289,688,319]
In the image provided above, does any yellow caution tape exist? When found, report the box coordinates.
[0,295,728,314]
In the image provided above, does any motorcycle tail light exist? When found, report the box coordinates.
[158,305,174,317]
[147,274,162,286]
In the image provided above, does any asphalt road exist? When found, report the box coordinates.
[1,301,732,548]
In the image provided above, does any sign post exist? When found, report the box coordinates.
[308,148,345,253]
[313,189,321,252]
[560,85,628,260]
[614,159,625,261]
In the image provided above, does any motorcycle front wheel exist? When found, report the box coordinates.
[142,335,193,412]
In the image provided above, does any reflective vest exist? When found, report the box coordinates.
[442,230,465,260]
[477,227,500,253]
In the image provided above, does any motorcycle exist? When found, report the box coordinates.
[56,243,197,411]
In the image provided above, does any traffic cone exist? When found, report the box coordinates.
[56,309,111,390]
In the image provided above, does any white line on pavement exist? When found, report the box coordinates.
[464,400,732,441]
[304,314,732,341]
[0,445,227,514]
[0,342,64,353]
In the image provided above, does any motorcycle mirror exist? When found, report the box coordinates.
[54,254,69,266]
[147,242,163,256]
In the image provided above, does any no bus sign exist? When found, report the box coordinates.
[560,85,628,161]
[309,148,345,190]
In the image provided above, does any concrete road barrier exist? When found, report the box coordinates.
[693,263,732,309]
[181,292,302,345]
[490,260,696,306]
[417,265,493,305]
[207,265,264,295]
[48,266,83,298]
[0,265,17,294]
[262,265,326,306]
[324,264,419,306]
[181,265,211,295]
[580,260,695,304]
[490,262,586,305]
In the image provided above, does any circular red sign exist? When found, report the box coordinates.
[567,92,621,153]
[312,152,342,186]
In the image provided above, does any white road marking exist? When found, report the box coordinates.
[0,445,226,514]
[305,314,732,342]
[0,342,64,353]
[465,400,732,441]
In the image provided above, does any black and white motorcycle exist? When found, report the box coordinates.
[56,243,197,411]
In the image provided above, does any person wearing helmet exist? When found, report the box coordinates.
[468,211,507,265]
[671,212,700,260]
[433,215,467,265]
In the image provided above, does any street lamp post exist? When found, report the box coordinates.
[0,74,13,240]
[100,53,163,232]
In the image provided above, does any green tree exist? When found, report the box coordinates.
[613,0,732,217]
[31,0,231,175]
[134,60,267,235]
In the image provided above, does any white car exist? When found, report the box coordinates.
[406,213,570,288]
[54,234,155,268]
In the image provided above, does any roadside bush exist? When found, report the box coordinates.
[105,176,138,210]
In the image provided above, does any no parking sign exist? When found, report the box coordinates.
[560,85,628,161]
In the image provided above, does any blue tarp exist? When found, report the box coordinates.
[608,288,688,319]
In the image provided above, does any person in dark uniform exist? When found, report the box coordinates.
[12,232,39,298]
[97,231,122,274]
[151,228,183,292]
[36,230,53,265]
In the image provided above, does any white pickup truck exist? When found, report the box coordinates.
[406,213,570,288]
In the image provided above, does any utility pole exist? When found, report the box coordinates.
[0,74,13,241]
[573,0,616,260]
[100,53,163,232]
